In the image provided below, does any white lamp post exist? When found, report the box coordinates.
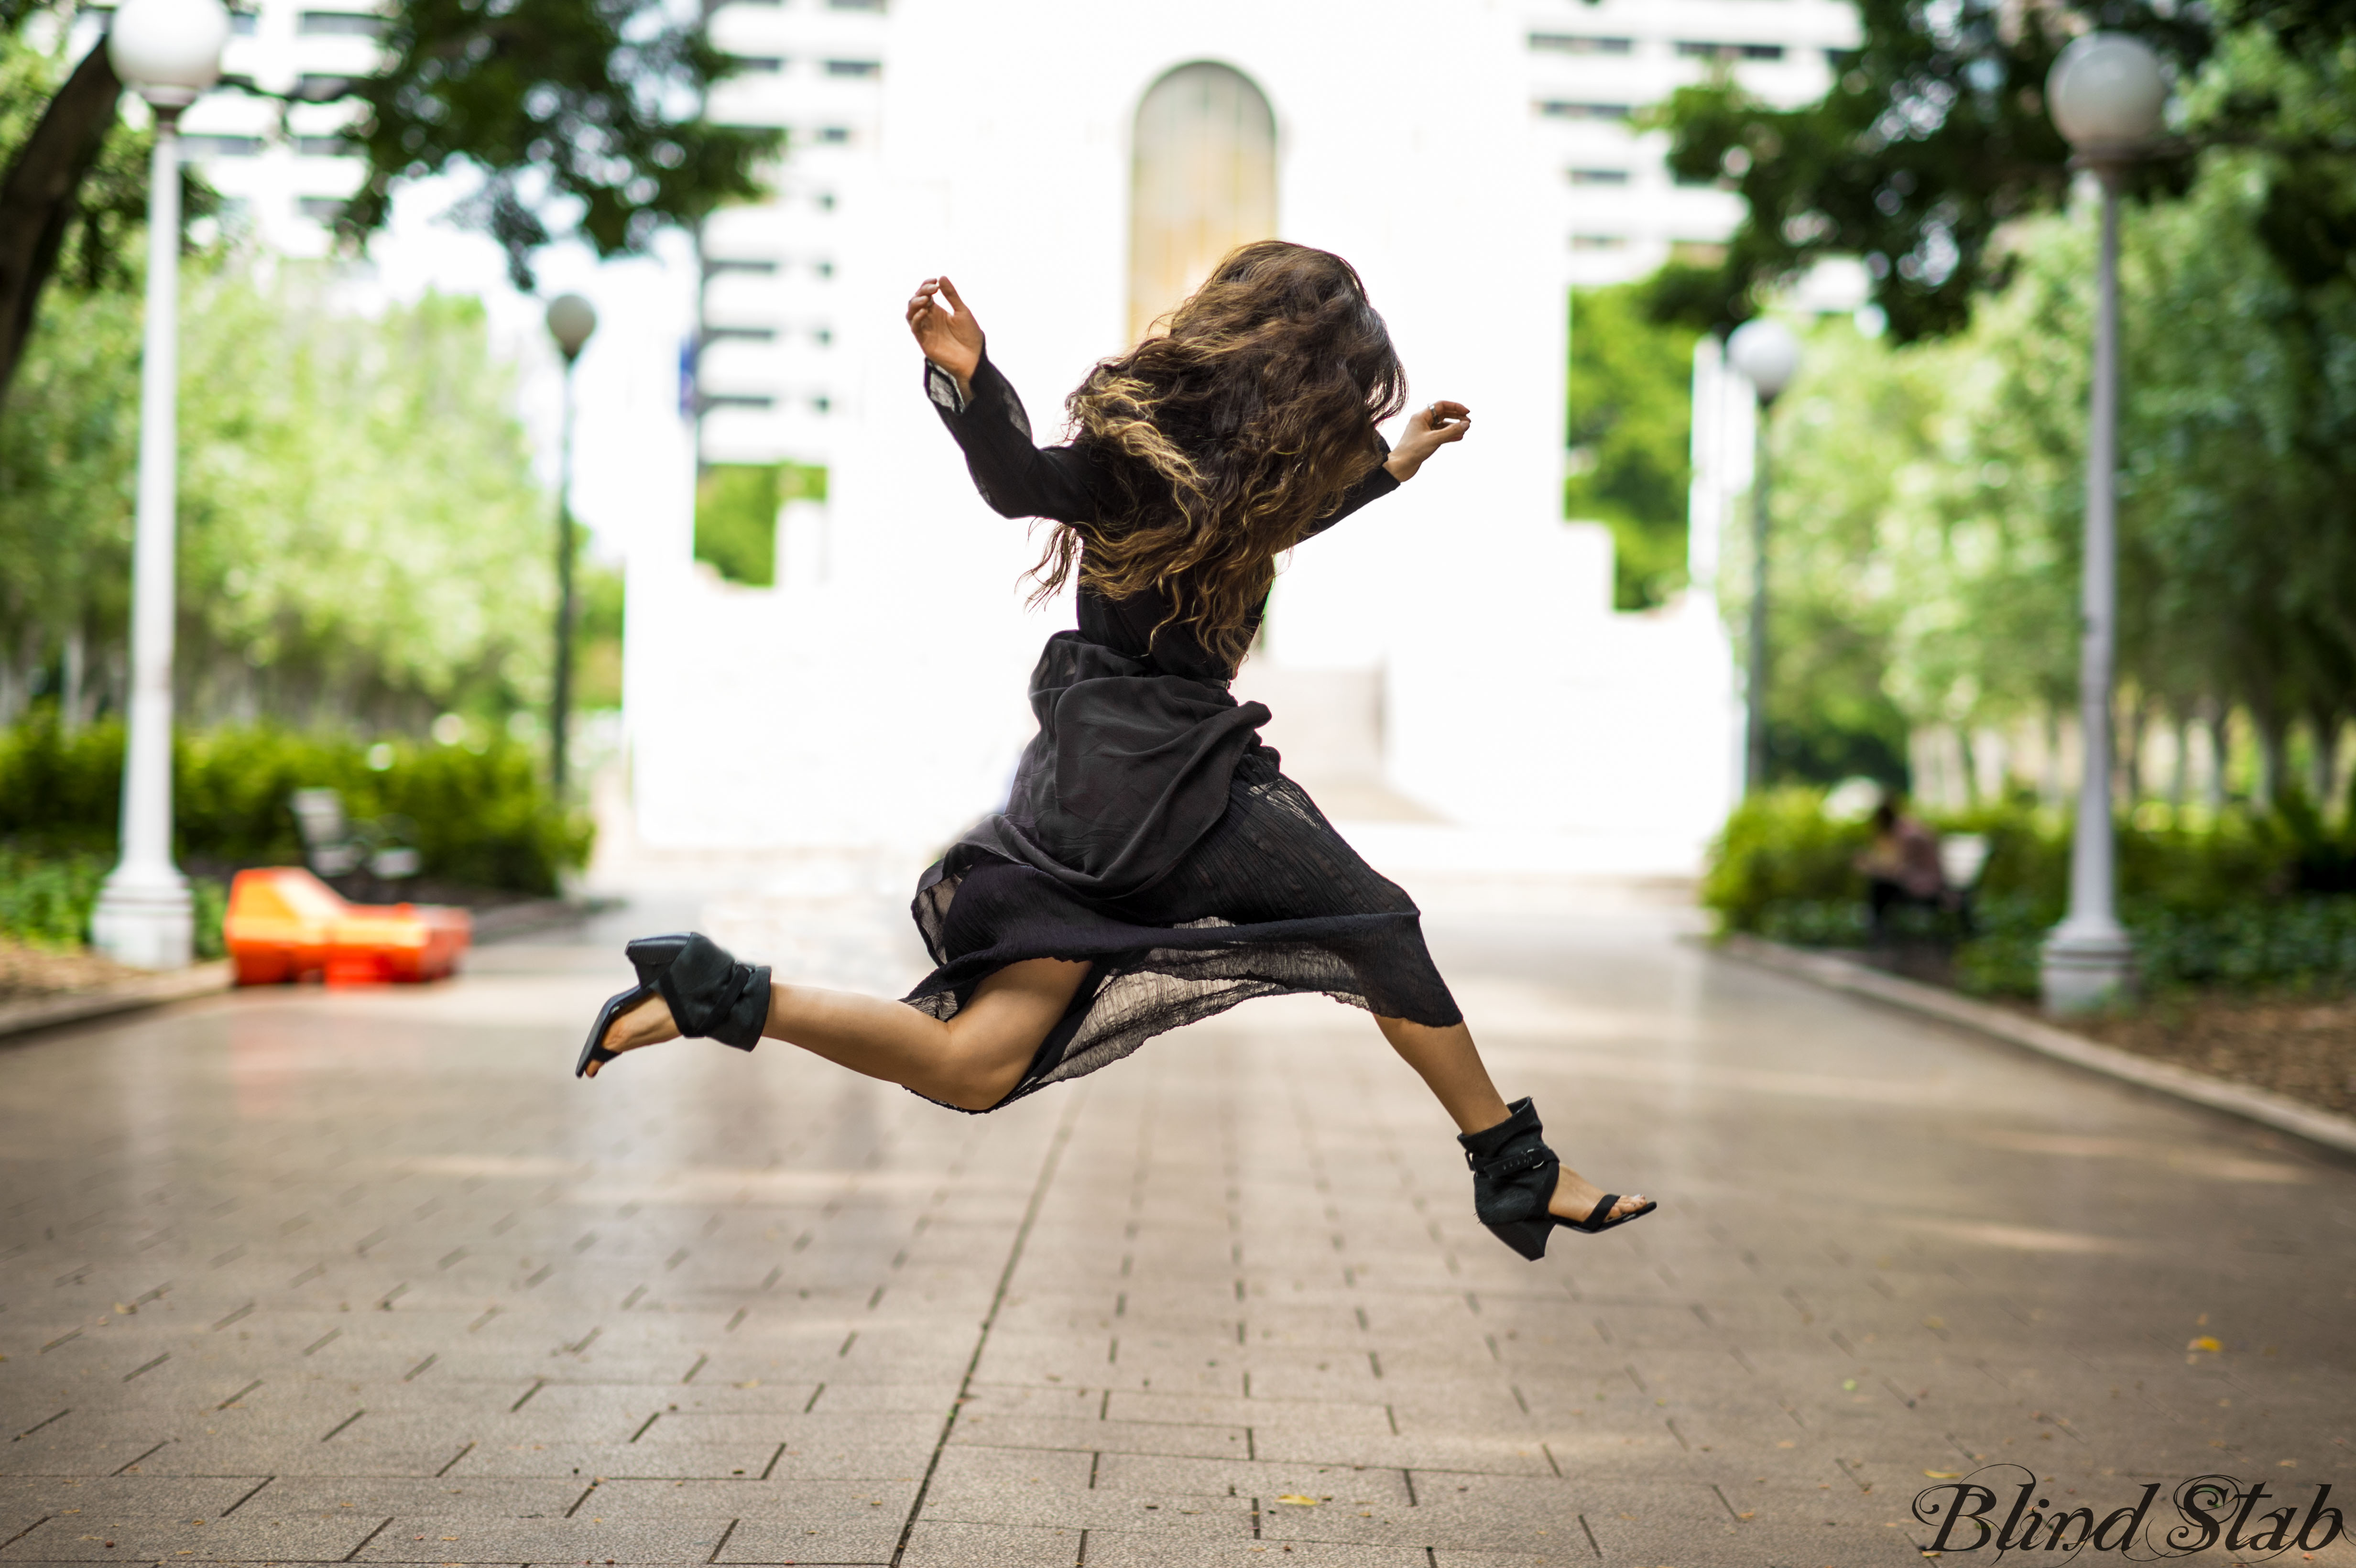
[544,293,597,794]
[2040,32,2167,1014]
[1726,316,1801,796]
[89,0,229,970]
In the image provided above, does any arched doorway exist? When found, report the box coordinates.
[1128,62,1277,345]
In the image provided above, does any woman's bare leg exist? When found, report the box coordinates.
[589,958,1091,1111]
[1376,1015,1649,1225]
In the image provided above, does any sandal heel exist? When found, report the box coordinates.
[1459,1098,1655,1260]
[1485,1218,1555,1262]
[625,934,691,979]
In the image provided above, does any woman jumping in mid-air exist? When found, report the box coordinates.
[576,241,1653,1259]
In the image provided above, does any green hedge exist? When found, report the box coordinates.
[0,717,590,896]
[1703,787,2356,997]
[0,847,227,959]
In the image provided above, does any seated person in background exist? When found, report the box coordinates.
[1856,796,1946,938]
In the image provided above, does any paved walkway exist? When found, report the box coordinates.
[3,899,2352,1567]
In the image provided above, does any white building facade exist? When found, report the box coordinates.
[114,0,1858,879]
[618,0,1860,879]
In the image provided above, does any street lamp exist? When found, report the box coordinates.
[2040,32,2167,1014]
[544,293,597,795]
[88,0,229,970]
[1726,316,1801,796]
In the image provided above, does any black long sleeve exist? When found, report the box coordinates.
[1302,441,1399,539]
[926,353,1103,524]
[925,353,1400,539]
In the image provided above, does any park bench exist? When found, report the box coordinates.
[289,787,422,882]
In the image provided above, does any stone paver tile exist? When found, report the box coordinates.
[1088,1454,1413,1507]
[1248,1427,1555,1477]
[222,1478,576,1516]
[350,1512,734,1561]
[715,1514,907,1563]
[1078,1534,1431,1567]
[1378,1388,1530,1431]
[0,1438,180,1481]
[895,1520,1082,1568]
[583,1476,912,1522]
[918,1445,1092,1503]
[631,1411,942,1453]
[921,1472,1251,1538]
[948,1415,1247,1460]
[805,1382,960,1416]
[1227,1359,1390,1405]
[0,1510,380,1561]
[0,1479,262,1519]
[1101,1394,1393,1437]
[440,1441,781,1480]
[476,1382,809,1423]
[947,1384,1096,1418]
[139,1438,474,1480]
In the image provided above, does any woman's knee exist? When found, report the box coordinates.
[925,958,1086,1111]
[925,1045,1029,1111]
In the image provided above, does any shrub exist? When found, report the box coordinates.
[0,847,227,960]
[1699,788,1875,932]
[1704,784,2356,997]
[0,716,589,896]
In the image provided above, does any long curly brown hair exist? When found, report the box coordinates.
[1032,240,1407,673]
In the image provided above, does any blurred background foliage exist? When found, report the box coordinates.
[694,460,826,588]
[1705,786,2356,997]
[1690,152,2356,801]
[1627,0,2356,803]
[0,715,590,895]
[0,245,604,904]
[1,256,560,733]
[1563,283,1699,611]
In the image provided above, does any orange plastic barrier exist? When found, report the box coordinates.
[223,867,471,986]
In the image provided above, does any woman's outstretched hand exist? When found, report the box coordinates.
[907,275,984,397]
[1384,400,1471,482]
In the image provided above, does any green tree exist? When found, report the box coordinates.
[1739,318,1937,784]
[1743,160,2356,799]
[1651,1,2356,344]
[1564,283,1699,610]
[0,254,555,730]
[0,0,775,398]
[694,463,779,588]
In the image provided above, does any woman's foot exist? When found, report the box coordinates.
[583,992,682,1077]
[1549,1169,1649,1227]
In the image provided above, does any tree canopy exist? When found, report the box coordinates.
[1747,155,2356,799]
[0,254,558,732]
[1563,283,1700,611]
[0,0,775,399]
[1651,0,2356,343]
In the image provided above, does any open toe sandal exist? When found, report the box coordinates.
[1458,1097,1656,1260]
[575,932,771,1078]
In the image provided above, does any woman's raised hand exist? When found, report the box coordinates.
[1384,400,1472,482]
[907,275,984,392]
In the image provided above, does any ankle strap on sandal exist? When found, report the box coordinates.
[1457,1098,1559,1229]
[657,932,772,1050]
[1466,1143,1552,1178]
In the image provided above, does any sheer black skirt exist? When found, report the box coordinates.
[905,748,1462,1111]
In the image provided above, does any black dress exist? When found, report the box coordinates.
[902,352,1462,1110]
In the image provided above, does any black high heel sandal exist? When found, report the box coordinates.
[575,932,772,1078]
[1458,1098,1656,1261]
